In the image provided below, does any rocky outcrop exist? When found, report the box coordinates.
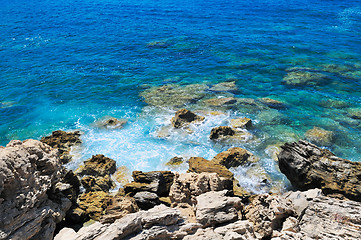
[0,140,71,240]
[77,191,112,220]
[209,81,238,93]
[209,126,235,140]
[171,109,205,128]
[212,147,258,168]
[81,175,114,192]
[40,130,82,163]
[282,68,329,86]
[100,196,139,224]
[76,154,117,177]
[188,157,234,179]
[278,140,361,202]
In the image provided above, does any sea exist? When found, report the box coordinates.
[1,0,361,193]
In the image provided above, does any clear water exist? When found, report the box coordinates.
[1,0,361,193]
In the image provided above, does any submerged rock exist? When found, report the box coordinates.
[212,147,258,168]
[76,154,116,177]
[203,97,238,108]
[0,140,71,240]
[40,130,82,163]
[278,140,361,202]
[171,109,205,128]
[258,97,286,109]
[305,126,334,146]
[209,81,239,93]
[282,68,329,86]
[230,117,252,129]
[94,116,127,129]
[347,108,361,120]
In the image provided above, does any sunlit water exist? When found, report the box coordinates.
[1,0,361,193]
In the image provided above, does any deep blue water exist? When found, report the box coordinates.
[1,0,361,192]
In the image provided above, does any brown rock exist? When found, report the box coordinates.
[171,109,205,128]
[230,117,252,129]
[100,196,139,224]
[212,147,258,168]
[166,156,184,166]
[209,126,235,140]
[204,97,238,107]
[40,130,82,163]
[305,126,334,146]
[188,157,234,179]
[114,166,131,186]
[81,175,115,192]
[258,98,286,109]
[76,154,116,177]
[95,116,127,129]
[78,191,112,220]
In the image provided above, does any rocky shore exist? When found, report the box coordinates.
[1,130,361,240]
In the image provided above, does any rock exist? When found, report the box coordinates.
[319,98,350,109]
[230,117,252,129]
[94,116,127,129]
[213,220,256,240]
[265,144,282,162]
[147,40,170,48]
[304,126,334,146]
[232,179,252,200]
[169,172,233,206]
[40,130,82,163]
[100,196,139,224]
[62,170,81,204]
[134,191,161,210]
[171,109,205,128]
[166,156,184,167]
[282,69,329,86]
[209,126,235,140]
[77,191,112,220]
[195,190,242,227]
[210,81,239,93]
[81,175,115,192]
[183,228,223,240]
[54,228,77,240]
[188,157,234,179]
[65,207,88,224]
[258,97,286,109]
[124,182,157,196]
[212,147,258,168]
[0,140,71,240]
[203,97,238,108]
[347,108,361,119]
[114,166,131,186]
[245,194,294,239]
[278,140,361,202]
[76,154,116,177]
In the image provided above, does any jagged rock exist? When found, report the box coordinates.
[65,207,88,224]
[195,190,242,227]
[134,191,161,210]
[210,126,235,140]
[282,69,329,86]
[40,130,82,163]
[278,140,361,201]
[183,228,223,240]
[169,172,233,206]
[76,154,116,177]
[210,81,238,93]
[232,179,252,200]
[171,109,205,128]
[100,196,139,224]
[214,220,257,240]
[212,147,258,168]
[188,157,234,179]
[230,117,252,129]
[304,126,334,146]
[245,194,294,239]
[166,156,184,166]
[0,140,71,240]
[77,191,112,220]
[62,170,81,204]
[125,171,175,197]
[94,116,128,129]
[81,175,115,192]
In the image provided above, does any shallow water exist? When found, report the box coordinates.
[1,0,361,193]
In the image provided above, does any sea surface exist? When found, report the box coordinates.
[1,0,361,193]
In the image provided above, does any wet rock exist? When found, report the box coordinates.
[100,196,139,224]
[278,140,361,201]
[318,98,350,109]
[203,97,238,108]
[258,97,286,109]
[77,191,112,220]
[81,175,115,193]
[166,156,184,167]
[212,147,258,168]
[40,130,82,163]
[134,191,161,210]
[230,117,252,129]
[114,166,131,186]
[210,81,239,93]
[305,126,334,146]
[94,116,127,129]
[188,157,234,179]
[282,69,329,86]
[347,108,361,119]
[76,154,116,177]
[0,140,71,240]
[232,179,252,200]
[265,144,282,162]
[257,109,287,125]
[169,172,233,206]
[195,190,242,227]
[171,109,205,128]
[210,126,235,140]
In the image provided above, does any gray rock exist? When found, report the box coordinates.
[134,191,161,210]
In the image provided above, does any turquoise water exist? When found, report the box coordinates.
[1,0,361,192]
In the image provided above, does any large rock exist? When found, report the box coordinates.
[76,154,116,177]
[81,175,114,193]
[230,117,252,129]
[77,191,112,220]
[209,81,239,93]
[212,147,258,168]
[100,196,139,224]
[0,140,71,240]
[278,140,361,202]
[171,109,205,128]
[133,191,161,210]
[169,172,232,206]
[195,190,242,227]
[40,130,82,163]
[188,157,234,179]
[209,126,235,140]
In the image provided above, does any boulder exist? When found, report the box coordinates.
[0,140,71,240]
[171,109,205,128]
[94,116,127,129]
[40,130,82,163]
[195,190,242,227]
[76,154,116,177]
[258,97,286,109]
[134,191,161,210]
[278,140,361,202]
[81,175,115,192]
[166,156,184,167]
[77,191,112,220]
[100,196,139,224]
[188,157,234,179]
[169,172,233,206]
[304,126,334,146]
[282,69,329,86]
[212,147,258,168]
[230,117,252,129]
[209,126,235,140]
